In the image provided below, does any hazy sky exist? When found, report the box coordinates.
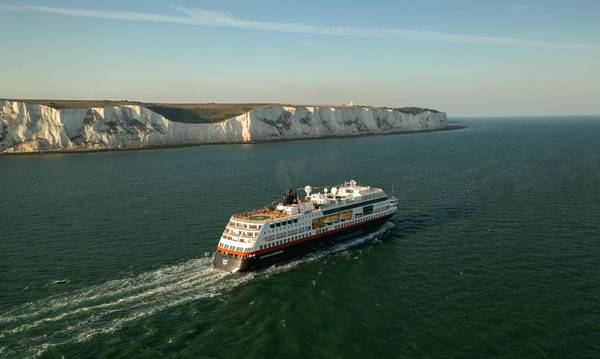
[1,0,599,116]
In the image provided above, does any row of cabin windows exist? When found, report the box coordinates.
[221,234,253,243]
[224,228,258,237]
[259,232,310,249]
[263,226,311,241]
[258,210,393,251]
[269,218,299,228]
[228,222,263,230]
[221,243,251,253]
[320,209,392,231]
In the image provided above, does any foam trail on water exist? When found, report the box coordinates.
[0,221,394,358]
[0,258,213,325]
[0,257,237,358]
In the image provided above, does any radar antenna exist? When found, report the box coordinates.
[304,185,312,196]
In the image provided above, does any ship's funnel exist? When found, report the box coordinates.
[283,189,298,205]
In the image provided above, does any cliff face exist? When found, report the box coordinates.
[0,100,447,153]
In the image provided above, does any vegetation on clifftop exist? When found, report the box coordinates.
[4,99,441,124]
[145,103,271,123]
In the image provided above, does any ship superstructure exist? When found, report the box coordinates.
[213,180,397,272]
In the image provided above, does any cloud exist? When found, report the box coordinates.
[1,4,598,51]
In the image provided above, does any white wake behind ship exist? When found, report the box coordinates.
[213,180,397,272]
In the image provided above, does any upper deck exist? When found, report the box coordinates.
[231,180,386,224]
[232,208,291,223]
[307,180,384,206]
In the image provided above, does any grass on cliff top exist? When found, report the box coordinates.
[9,100,273,123]
[393,106,440,114]
[6,99,440,123]
[145,103,273,123]
[147,104,441,122]
[13,99,142,110]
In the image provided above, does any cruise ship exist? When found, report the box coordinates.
[212,180,398,272]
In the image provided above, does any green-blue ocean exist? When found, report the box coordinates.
[1,117,599,358]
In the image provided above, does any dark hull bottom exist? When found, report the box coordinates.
[213,215,393,272]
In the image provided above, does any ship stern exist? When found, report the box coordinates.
[212,252,249,273]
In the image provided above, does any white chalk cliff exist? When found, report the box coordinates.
[0,100,447,154]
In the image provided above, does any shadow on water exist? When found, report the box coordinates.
[275,207,476,266]
[271,207,476,262]
[390,207,476,237]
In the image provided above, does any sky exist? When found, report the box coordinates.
[0,0,599,116]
